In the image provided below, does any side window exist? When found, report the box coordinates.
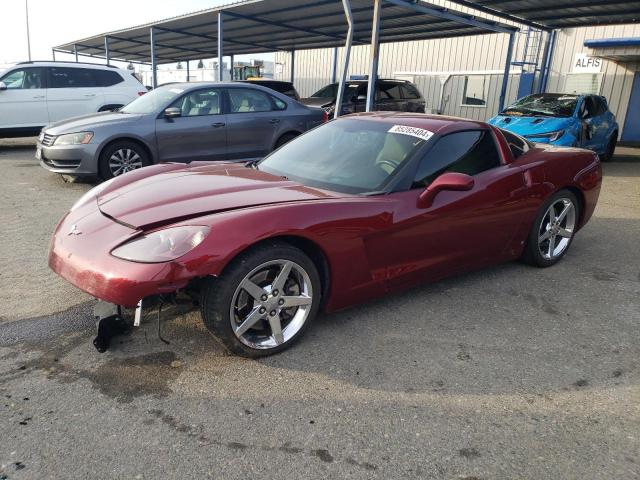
[228,88,274,113]
[401,84,420,99]
[379,83,403,100]
[171,88,222,117]
[0,68,43,89]
[462,76,487,106]
[585,97,594,118]
[92,70,124,87]
[593,97,607,116]
[499,128,530,159]
[272,95,287,111]
[49,67,96,88]
[413,130,502,188]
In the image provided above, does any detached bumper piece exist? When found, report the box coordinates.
[94,314,130,353]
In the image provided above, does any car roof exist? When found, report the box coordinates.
[345,112,489,135]
[242,79,293,85]
[14,61,125,71]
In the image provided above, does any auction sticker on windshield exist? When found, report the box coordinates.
[388,125,434,141]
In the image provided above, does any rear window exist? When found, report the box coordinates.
[378,83,403,100]
[93,69,124,87]
[401,84,421,99]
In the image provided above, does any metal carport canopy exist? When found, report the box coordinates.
[54,0,517,64]
[447,0,640,30]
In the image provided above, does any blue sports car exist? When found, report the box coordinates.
[488,93,619,161]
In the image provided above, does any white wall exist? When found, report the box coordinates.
[547,24,640,136]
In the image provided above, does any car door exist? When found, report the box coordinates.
[0,67,48,129]
[366,129,529,290]
[155,87,227,163]
[225,87,283,159]
[46,67,105,122]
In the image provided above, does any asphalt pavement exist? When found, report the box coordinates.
[0,139,638,479]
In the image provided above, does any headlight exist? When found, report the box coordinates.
[111,226,210,263]
[525,130,565,142]
[70,177,115,211]
[54,132,93,146]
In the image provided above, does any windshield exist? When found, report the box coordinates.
[120,86,184,114]
[310,83,361,102]
[501,94,578,118]
[258,118,431,194]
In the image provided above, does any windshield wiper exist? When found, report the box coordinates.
[244,159,259,169]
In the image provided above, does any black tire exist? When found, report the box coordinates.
[200,242,321,358]
[98,140,151,180]
[521,189,580,268]
[274,132,298,150]
[600,134,617,162]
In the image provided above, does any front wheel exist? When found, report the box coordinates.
[98,140,150,179]
[522,190,580,267]
[200,242,321,357]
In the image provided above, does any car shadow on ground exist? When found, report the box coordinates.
[5,214,634,405]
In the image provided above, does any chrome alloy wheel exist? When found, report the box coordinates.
[109,148,142,176]
[538,197,576,260]
[230,260,313,349]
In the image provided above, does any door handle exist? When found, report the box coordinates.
[83,93,96,97]
[33,95,45,99]
[268,118,280,124]
[211,122,226,128]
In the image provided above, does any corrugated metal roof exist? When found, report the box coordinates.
[448,0,640,30]
[54,0,517,64]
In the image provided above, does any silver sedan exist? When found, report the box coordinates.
[38,82,327,179]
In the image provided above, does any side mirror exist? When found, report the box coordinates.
[0,82,7,91]
[164,107,181,119]
[417,172,474,209]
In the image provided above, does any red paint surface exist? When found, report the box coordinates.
[49,115,601,310]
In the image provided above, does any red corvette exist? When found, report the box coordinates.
[49,113,602,356]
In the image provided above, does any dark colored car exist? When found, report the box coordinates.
[38,82,326,179]
[301,79,426,116]
[240,79,300,100]
[49,113,601,357]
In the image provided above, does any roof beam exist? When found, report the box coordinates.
[153,26,283,53]
[509,0,637,15]
[445,0,549,30]
[108,34,218,57]
[529,8,640,23]
[221,9,363,44]
[383,0,518,35]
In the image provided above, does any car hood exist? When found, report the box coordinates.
[488,115,574,136]
[45,111,144,134]
[300,97,333,108]
[97,163,340,229]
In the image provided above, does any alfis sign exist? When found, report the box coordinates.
[573,53,602,73]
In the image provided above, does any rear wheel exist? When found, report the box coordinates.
[98,140,150,179]
[522,189,579,267]
[274,132,298,150]
[601,134,617,162]
[200,242,321,357]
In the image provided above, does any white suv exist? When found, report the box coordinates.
[0,61,147,138]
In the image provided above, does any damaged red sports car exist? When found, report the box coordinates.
[49,113,602,357]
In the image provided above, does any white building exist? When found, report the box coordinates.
[275,18,640,143]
